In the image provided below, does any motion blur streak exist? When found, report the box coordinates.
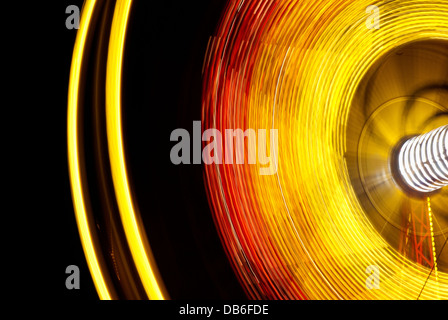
[105,0,167,300]
[202,0,448,299]
[67,0,112,300]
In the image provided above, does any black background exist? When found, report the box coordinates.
[122,0,245,299]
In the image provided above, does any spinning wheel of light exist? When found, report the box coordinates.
[202,0,448,299]
[68,0,448,300]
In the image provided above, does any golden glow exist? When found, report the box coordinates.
[105,0,167,300]
[67,0,112,300]
[202,0,448,299]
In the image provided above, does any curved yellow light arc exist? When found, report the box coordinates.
[67,0,112,300]
[106,0,167,300]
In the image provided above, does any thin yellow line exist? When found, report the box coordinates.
[106,0,167,300]
[67,0,112,300]
[427,197,438,282]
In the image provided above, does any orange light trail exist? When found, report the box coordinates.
[202,0,448,299]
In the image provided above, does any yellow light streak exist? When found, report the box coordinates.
[105,0,167,300]
[427,197,439,282]
[67,0,112,300]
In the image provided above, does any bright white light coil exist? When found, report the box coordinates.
[398,125,448,193]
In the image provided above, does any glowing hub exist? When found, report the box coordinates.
[397,125,448,193]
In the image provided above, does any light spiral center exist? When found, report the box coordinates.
[397,125,448,193]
